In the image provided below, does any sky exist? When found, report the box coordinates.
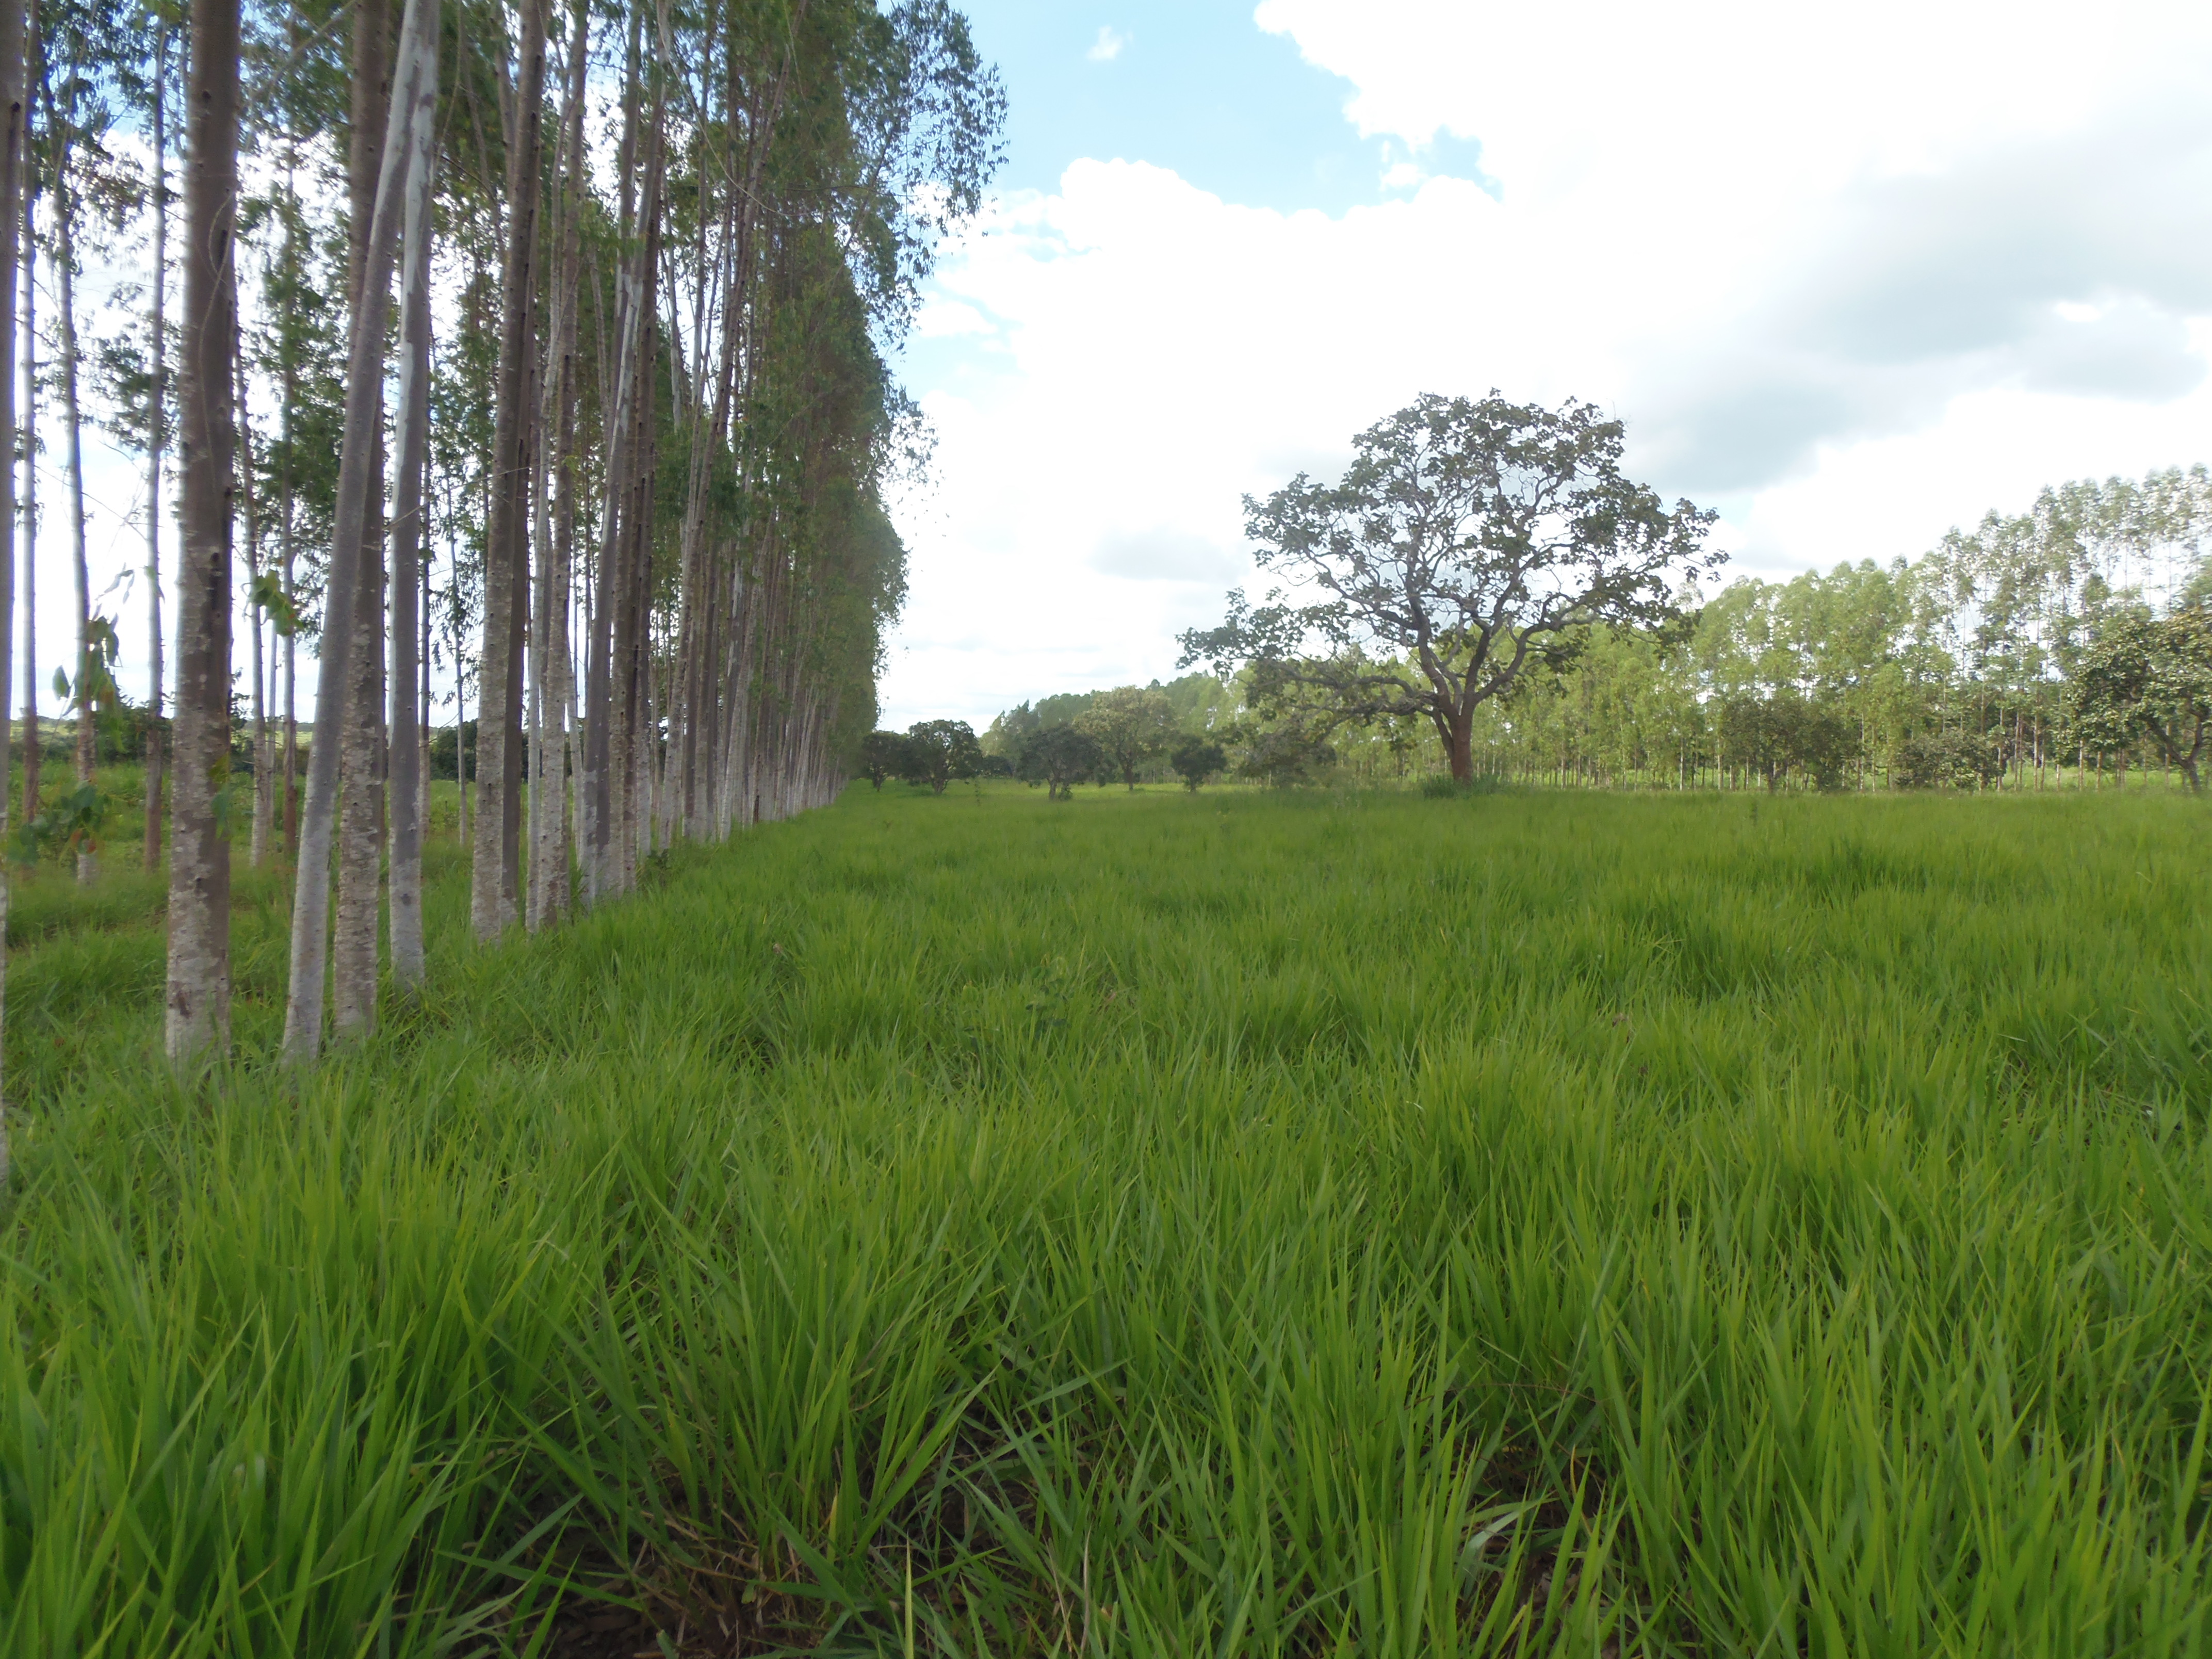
[38,0,2212,734]
[874,0,2212,730]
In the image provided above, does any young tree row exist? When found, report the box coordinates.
[0,0,1003,1099]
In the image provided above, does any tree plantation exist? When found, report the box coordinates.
[0,1,2206,1654]
[0,0,1002,1085]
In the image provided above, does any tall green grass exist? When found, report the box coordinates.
[2,785,2207,1654]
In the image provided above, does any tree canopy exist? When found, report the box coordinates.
[1076,686,1176,790]
[2069,607,2211,791]
[1181,393,1718,782]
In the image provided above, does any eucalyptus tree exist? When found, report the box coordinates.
[526,0,586,932]
[279,0,437,1065]
[139,5,164,869]
[81,0,173,870]
[242,0,350,857]
[0,0,25,1175]
[385,0,438,985]
[467,0,542,940]
[36,0,101,881]
[166,0,239,1064]
[14,0,32,826]
[328,0,392,1039]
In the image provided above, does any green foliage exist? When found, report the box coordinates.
[11,780,107,864]
[1013,723,1102,799]
[1075,684,1176,789]
[1181,393,1719,779]
[900,718,981,794]
[2068,607,2212,790]
[1717,690,1856,791]
[1894,727,2004,791]
[1238,721,1337,788]
[248,567,301,637]
[1169,735,1227,791]
[860,728,914,789]
[3,788,2210,1652]
[1148,466,2210,792]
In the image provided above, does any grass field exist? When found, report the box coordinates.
[2,782,2208,1655]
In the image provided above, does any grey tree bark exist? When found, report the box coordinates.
[142,20,166,874]
[279,0,435,1065]
[332,0,392,1041]
[387,15,437,988]
[528,4,586,931]
[234,329,266,868]
[278,136,299,858]
[471,0,546,941]
[166,0,239,1064]
[582,4,645,907]
[15,3,31,835]
[0,0,26,1185]
[50,69,89,885]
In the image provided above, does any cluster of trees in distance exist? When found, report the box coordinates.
[1162,395,2212,794]
[860,682,1237,801]
[0,0,1003,1119]
[956,406,2209,800]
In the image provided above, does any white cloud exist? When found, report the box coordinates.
[879,1,2212,727]
[1091,527,1243,584]
[1086,26,1129,64]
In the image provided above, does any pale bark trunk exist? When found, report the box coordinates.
[16,16,32,834]
[583,7,643,905]
[52,86,90,884]
[418,526,429,846]
[280,0,433,1065]
[143,20,166,873]
[471,0,545,940]
[278,137,298,857]
[234,327,267,869]
[456,673,468,847]
[387,32,435,987]
[166,0,239,1064]
[528,10,583,929]
[0,0,26,1186]
[331,0,392,1043]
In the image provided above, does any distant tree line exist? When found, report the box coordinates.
[946,412,2210,798]
[1166,395,2208,795]
[1439,466,2211,793]
[0,0,1005,1107]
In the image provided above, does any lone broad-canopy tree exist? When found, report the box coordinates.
[2067,606,2212,792]
[1181,393,1721,783]
[1077,685,1175,789]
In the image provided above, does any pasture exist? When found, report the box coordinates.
[2,783,2207,1655]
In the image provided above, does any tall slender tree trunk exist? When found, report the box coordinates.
[51,81,91,883]
[0,0,26,1186]
[418,500,428,847]
[234,329,266,867]
[583,6,643,905]
[280,0,434,1065]
[166,0,240,1064]
[527,9,583,930]
[332,0,393,1041]
[278,139,299,857]
[15,7,32,834]
[142,20,166,872]
[472,0,546,940]
[387,19,436,988]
